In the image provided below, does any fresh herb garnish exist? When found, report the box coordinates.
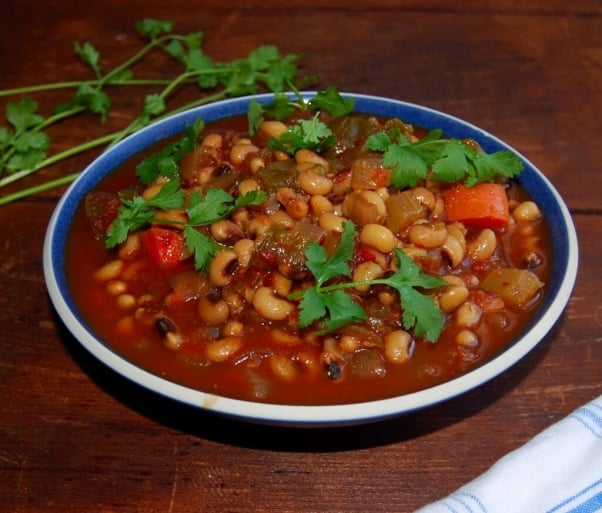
[366,127,524,188]
[106,185,266,271]
[136,119,204,184]
[0,19,309,205]
[247,86,355,150]
[293,221,446,341]
[268,112,336,155]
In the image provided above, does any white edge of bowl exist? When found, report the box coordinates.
[42,92,579,427]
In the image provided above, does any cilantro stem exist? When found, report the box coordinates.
[0,19,308,206]
[0,173,81,206]
[0,79,186,98]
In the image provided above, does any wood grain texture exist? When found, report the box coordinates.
[0,2,600,512]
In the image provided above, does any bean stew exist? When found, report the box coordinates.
[65,98,551,405]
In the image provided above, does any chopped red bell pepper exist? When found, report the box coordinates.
[142,228,186,268]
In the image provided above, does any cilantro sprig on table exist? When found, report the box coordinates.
[106,183,266,271]
[366,127,524,188]
[0,18,309,205]
[293,221,447,342]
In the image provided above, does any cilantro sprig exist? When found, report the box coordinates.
[247,86,355,155]
[106,184,266,271]
[366,127,524,188]
[293,221,447,341]
[0,19,309,205]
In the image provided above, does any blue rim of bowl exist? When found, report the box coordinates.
[43,92,578,427]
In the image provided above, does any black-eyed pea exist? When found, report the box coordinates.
[359,224,396,253]
[252,287,295,321]
[272,329,302,346]
[94,260,124,282]
[447,223,467,247]
[201,133,223,149]
[222,320,244,337]
[210,220,243,244]
[205,337,243,362]
[408,222,447,248]
[411,187,436,211]
[442,233,466,268]
[298,169,333,196]
[442,274,465,286]
[269,354,297,381]
[209,250,238,287]
[249,157,265,174]
[375,187,390,202]
[384,330,415,364]
[115,293,136,310]
[439,284,470,313]
[141,183,164,201]
[513,201,541,223]
[270,210,295,228]
[276,187,309,220]
[273,149,290,161]
[231,207,250,228]
[319,212,346,232]
[431,196,445,220]
[295,148,330,173]
[310,195,334,216]
[106,279,127,296]
[233,239,255,269]
[224,292,245,315]
[260,120,288,139]
[378,290,396,306]
[238,178,260,195]
[229,142,259,165]
[164,332,184,351]
[342,190,386,226]
[455,329,479,348]
[272,272,293,297]
[247,214,273,237]
[244,287,256,304]
[401,245,427,261]
[468,228,497,261]
[153,209,188,229]
[353,261,384,292]
[118,234,141,261]
[455,301,482,328]
[339,335,361,353]
[198,295,229,325]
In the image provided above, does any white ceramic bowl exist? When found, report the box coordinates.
[43,92,578,427]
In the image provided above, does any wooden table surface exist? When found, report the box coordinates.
[1,1,600,511]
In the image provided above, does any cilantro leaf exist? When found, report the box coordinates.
[105,180,184,248]
[6,98,44,133]
[298,287,327,328]
[183,225,218,272]
[136,119,203,184]
[308,86,355,116]
[306,220,355,286]
[269,112,335,155]
[135,18,174,40]
[367,127,524,189]
[320,290,367,332]
[379,249,446,342]
[292,223,447,340]
[74,41,102,78]
[186,188,235,226]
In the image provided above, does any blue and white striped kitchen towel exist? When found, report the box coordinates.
[416,394,602,513]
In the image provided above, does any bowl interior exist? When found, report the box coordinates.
[43,93,578,426]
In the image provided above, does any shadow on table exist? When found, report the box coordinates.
[55,310,561,453]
